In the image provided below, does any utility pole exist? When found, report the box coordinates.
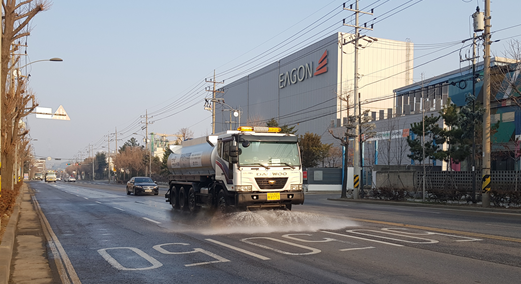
[358,93,363,192]
[472,32,478,203]
[421,74,426,202]
[91,144,94,181]
[140,110,154,177]
[482,0,491,207]
[205,70,224,134]
[115,127,118,154]
[343,0,374,199]
[146,110,150,177]
[107,132,111,183]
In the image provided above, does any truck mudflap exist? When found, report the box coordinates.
[236,191,304,208]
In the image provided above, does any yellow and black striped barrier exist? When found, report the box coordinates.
[354,174,360,189]
[482,174,491,193]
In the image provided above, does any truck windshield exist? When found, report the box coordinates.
[239,141,300,167]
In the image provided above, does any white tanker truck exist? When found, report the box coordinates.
[165,126,304,213]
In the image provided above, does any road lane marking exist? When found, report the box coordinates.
[83,197,89,200]
[95,201,102,204]
[346,229,439,244]
[113,207,125,211]
[143,217,160,224]
[282,233,338,243]
[321,231,404,247]
[205,239,270,260]
[351,218,521,243]
[340,246,375,251]
[241,237,321,256]
[185,248,230,267]
[33,196,82,284]
[381,228,482,242]
[153,243,230,267]
[98,247,162,271]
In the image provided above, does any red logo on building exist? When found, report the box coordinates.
[314,50,328,76]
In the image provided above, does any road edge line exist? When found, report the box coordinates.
[33,195,82,284]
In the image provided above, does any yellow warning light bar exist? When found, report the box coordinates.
[237,126,281,133]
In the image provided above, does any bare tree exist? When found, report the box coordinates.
[2,0,48,192]
[246,115,265,126]
[493,40,521,107]
[114,146,147,177]
[177,127,194,141]
[329,90,355,198]
[324,146,342,168]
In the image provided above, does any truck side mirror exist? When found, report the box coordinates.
[229,145,239,157]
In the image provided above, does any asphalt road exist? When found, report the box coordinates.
[29,181,521,284]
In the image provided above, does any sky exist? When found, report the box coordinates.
[22,0,521,168]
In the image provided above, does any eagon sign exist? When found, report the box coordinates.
[279,50,328,89]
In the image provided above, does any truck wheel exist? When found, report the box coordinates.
[179,187,189,211]
[217,190,229,214]
[188,187,199,214]
[170,186,180,210]
[126,187,130,195]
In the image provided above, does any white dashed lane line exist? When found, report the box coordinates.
[143,217,161,224]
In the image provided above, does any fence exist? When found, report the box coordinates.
[414,170,521,192]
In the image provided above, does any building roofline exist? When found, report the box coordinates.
[394,57,515,94]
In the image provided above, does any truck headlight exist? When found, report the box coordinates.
[236,185,252,192]
[290,184,302,191]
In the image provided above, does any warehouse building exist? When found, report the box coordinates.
[216,32,413,145]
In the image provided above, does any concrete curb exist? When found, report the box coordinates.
[0,183,26,284]
[328,197,521,214]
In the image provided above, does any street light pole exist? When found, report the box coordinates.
[0,55,62,194]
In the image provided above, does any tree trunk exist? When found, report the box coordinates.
[341,143,349,198]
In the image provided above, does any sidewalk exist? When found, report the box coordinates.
[0,184,55,284]
[328,196,521,214]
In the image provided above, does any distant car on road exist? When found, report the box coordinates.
[126,177,159,196]
[45,173,57,183]
[34,173,44,180]
[56,177,61,181]
[68,177,76,182]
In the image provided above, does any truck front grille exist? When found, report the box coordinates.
[255,178,288,190]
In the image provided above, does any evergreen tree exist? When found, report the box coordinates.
[299,132,332,168]
[95,152,108,179]
[407,114,445,162]
[119,137,142,153]
[266,118,297,134]
[161,147,173,176]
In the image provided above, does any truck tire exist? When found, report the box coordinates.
[126,188,130,195]
[170,186,180,210]
[179,187,189,211]
[217,190,229,214]
[188,187,199,214]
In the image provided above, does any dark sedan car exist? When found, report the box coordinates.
[126,177,159,196]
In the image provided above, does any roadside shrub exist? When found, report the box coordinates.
[490,189,521,207]
[0,183,22,217]
[426,188,471,203]
[365,187,406,201]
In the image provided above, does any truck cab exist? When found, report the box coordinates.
[215,127,304,210]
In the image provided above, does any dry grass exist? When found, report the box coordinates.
[0,183,22,243]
